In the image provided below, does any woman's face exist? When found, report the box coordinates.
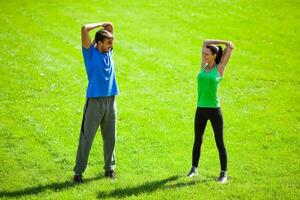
[203,47,216,64]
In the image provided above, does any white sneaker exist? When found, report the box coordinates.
[187,167,198,178]
[217,171,228,183]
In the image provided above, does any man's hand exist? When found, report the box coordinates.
[102,22,113,34]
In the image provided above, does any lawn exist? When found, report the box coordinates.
[0,0,299,199]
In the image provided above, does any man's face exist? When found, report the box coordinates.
[98,38,114,53]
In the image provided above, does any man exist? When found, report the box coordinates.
[73,22,118,183]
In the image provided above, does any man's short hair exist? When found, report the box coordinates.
[95,30,114,43]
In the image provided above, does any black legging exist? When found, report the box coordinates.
[192,107,227,171]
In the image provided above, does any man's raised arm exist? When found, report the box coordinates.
[81,22,114,49]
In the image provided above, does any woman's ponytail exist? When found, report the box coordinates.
[215,46,223,64]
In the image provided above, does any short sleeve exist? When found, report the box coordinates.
[82,44,94,78]
[82,44,93,60]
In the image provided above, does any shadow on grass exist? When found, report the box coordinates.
[0,175,102,198]
[97,175,203,199]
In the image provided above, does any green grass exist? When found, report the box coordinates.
[0,0,299,199]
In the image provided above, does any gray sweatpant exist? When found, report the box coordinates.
[73,96,116,175]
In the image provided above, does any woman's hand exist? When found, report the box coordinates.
[227,41,234,49]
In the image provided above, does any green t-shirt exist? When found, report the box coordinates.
[197,64,223,108]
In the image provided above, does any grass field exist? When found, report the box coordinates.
[0,0,299,199]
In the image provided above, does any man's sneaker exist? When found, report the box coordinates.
[217,171,228,183]
[104,170,116,179]
[187,166,198,177]
[73,174,83,183]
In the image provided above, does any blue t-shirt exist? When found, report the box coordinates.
[82,44,119,97]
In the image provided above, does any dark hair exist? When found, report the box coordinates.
[95,29,114,43]
[206,45,223,64]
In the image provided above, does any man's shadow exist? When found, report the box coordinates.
[97,175,204,199]
[0,175,102,198]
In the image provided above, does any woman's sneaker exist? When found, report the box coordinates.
[217,171,228,183]
[105,170,116,179]
[187,166,198,177]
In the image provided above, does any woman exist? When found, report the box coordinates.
[187,39,234,183]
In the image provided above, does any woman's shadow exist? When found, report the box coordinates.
[97,175,205,199]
